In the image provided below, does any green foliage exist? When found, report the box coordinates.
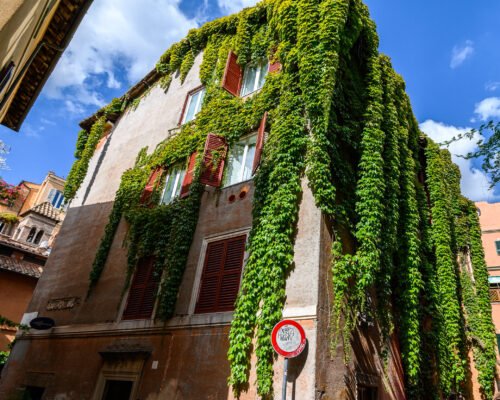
[64,118,105,201]
[0,212,19,224]
[0,350,8,365]
[77,1,496,398]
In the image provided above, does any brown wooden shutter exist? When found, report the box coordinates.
[252,112,268,174]
[140,167,163,205]
[221,51,243,96]
[199,134,227,187]
[180,152,197,198]
[268,60,282,74]
[195,235,246,314]
[123,256,161,320]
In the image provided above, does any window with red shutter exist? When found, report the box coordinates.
[140,167,163,205]
[180,152,197,198]
[252,112,267,174]
[123,256,161,320]
[222,51,243,96]
[200,134,227,187]
[195,235,246,314]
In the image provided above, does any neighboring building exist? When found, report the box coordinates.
[0,171,65,251]
[478,202,500,344]
[0,0,92,131]
[0,2,494,399]
[0,235,46,351]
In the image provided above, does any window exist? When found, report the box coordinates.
[195,235,246,314]
[181,87,205,124]
[160,164,186,204]
[240,61,268,96]
[102,380,133,400]
[26,227,36,243]
[358,385,378,400]
[224,133,257,187]
[496,240,500,256]
[122,257,160,320]
[48,189,64,209]
[34,230,44,245]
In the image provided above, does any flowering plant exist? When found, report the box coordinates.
[0,179,21,207]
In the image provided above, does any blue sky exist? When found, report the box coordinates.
[1,0,499,201]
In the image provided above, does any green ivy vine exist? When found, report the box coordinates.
[64,0,496,398]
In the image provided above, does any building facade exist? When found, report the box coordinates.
[0,1,495,399]
[0,171,65,251]
[0,236,46,351]
[477,202,500,357]
[0,0,92,131]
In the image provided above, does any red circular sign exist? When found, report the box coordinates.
[271,319,306,358]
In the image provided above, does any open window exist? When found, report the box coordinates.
[26,227,37,243]
[222,51,281,97]
[0,61,15,94]
[160,163,186,204]
[34,230,44,245]
[223,112,267,186]
[240,61,268,96]
[195,235,247,314]
[180,86,206,125]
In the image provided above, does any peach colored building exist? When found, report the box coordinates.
[476,201,500,367]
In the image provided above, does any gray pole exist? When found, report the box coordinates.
[282,357,288,400]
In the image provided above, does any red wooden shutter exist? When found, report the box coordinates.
[252,112,267,174]
[268,60,282,74]
[123,256,161,320]
[199,134,227,187]
[180,152,197,198]
[221,51,243,96]
[140,167,163,205]
[195,235,246,314]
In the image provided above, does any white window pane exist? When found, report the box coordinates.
[161,164,186,204]
[173,170,186,198]
[184,91,199,123]
[195,88,205,114]
[257,63,268,90]
[241,65,257,96]
[224,134,257,186]
[242,135,257,181]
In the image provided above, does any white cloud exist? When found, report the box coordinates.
[420,119,499,202]
[217,0,258,14]
[450,40,474,69]
[474,97,500,121]
[44,0,197,113]
[485,81,500,92]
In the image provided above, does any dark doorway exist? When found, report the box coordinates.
[23,386,45,400]
[358,385,378,400]
[102,380,133,400]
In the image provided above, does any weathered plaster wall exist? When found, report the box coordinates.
[0,270,37,351]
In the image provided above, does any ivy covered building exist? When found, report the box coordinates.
[0,1,496,399]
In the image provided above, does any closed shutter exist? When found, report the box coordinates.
[199,134,227,187]
[221,51,243,96]
[180,152,197,198]
[252,112,268,174]
[195,235,246,314]
[140,167,163,205]
[268,60,282,74]
[123,256,160,320]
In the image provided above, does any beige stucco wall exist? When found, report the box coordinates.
[0,0,60,121]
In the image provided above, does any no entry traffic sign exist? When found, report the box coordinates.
[271,319,306,358]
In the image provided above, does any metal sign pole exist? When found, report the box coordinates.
[282,357,288,400]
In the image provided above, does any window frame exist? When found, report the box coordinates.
[179,86,205,125]
[223,132,258,187]
[240,61,268,97]
[160,163,186,205]
[495,239,500,256]
[189,229,250,315]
